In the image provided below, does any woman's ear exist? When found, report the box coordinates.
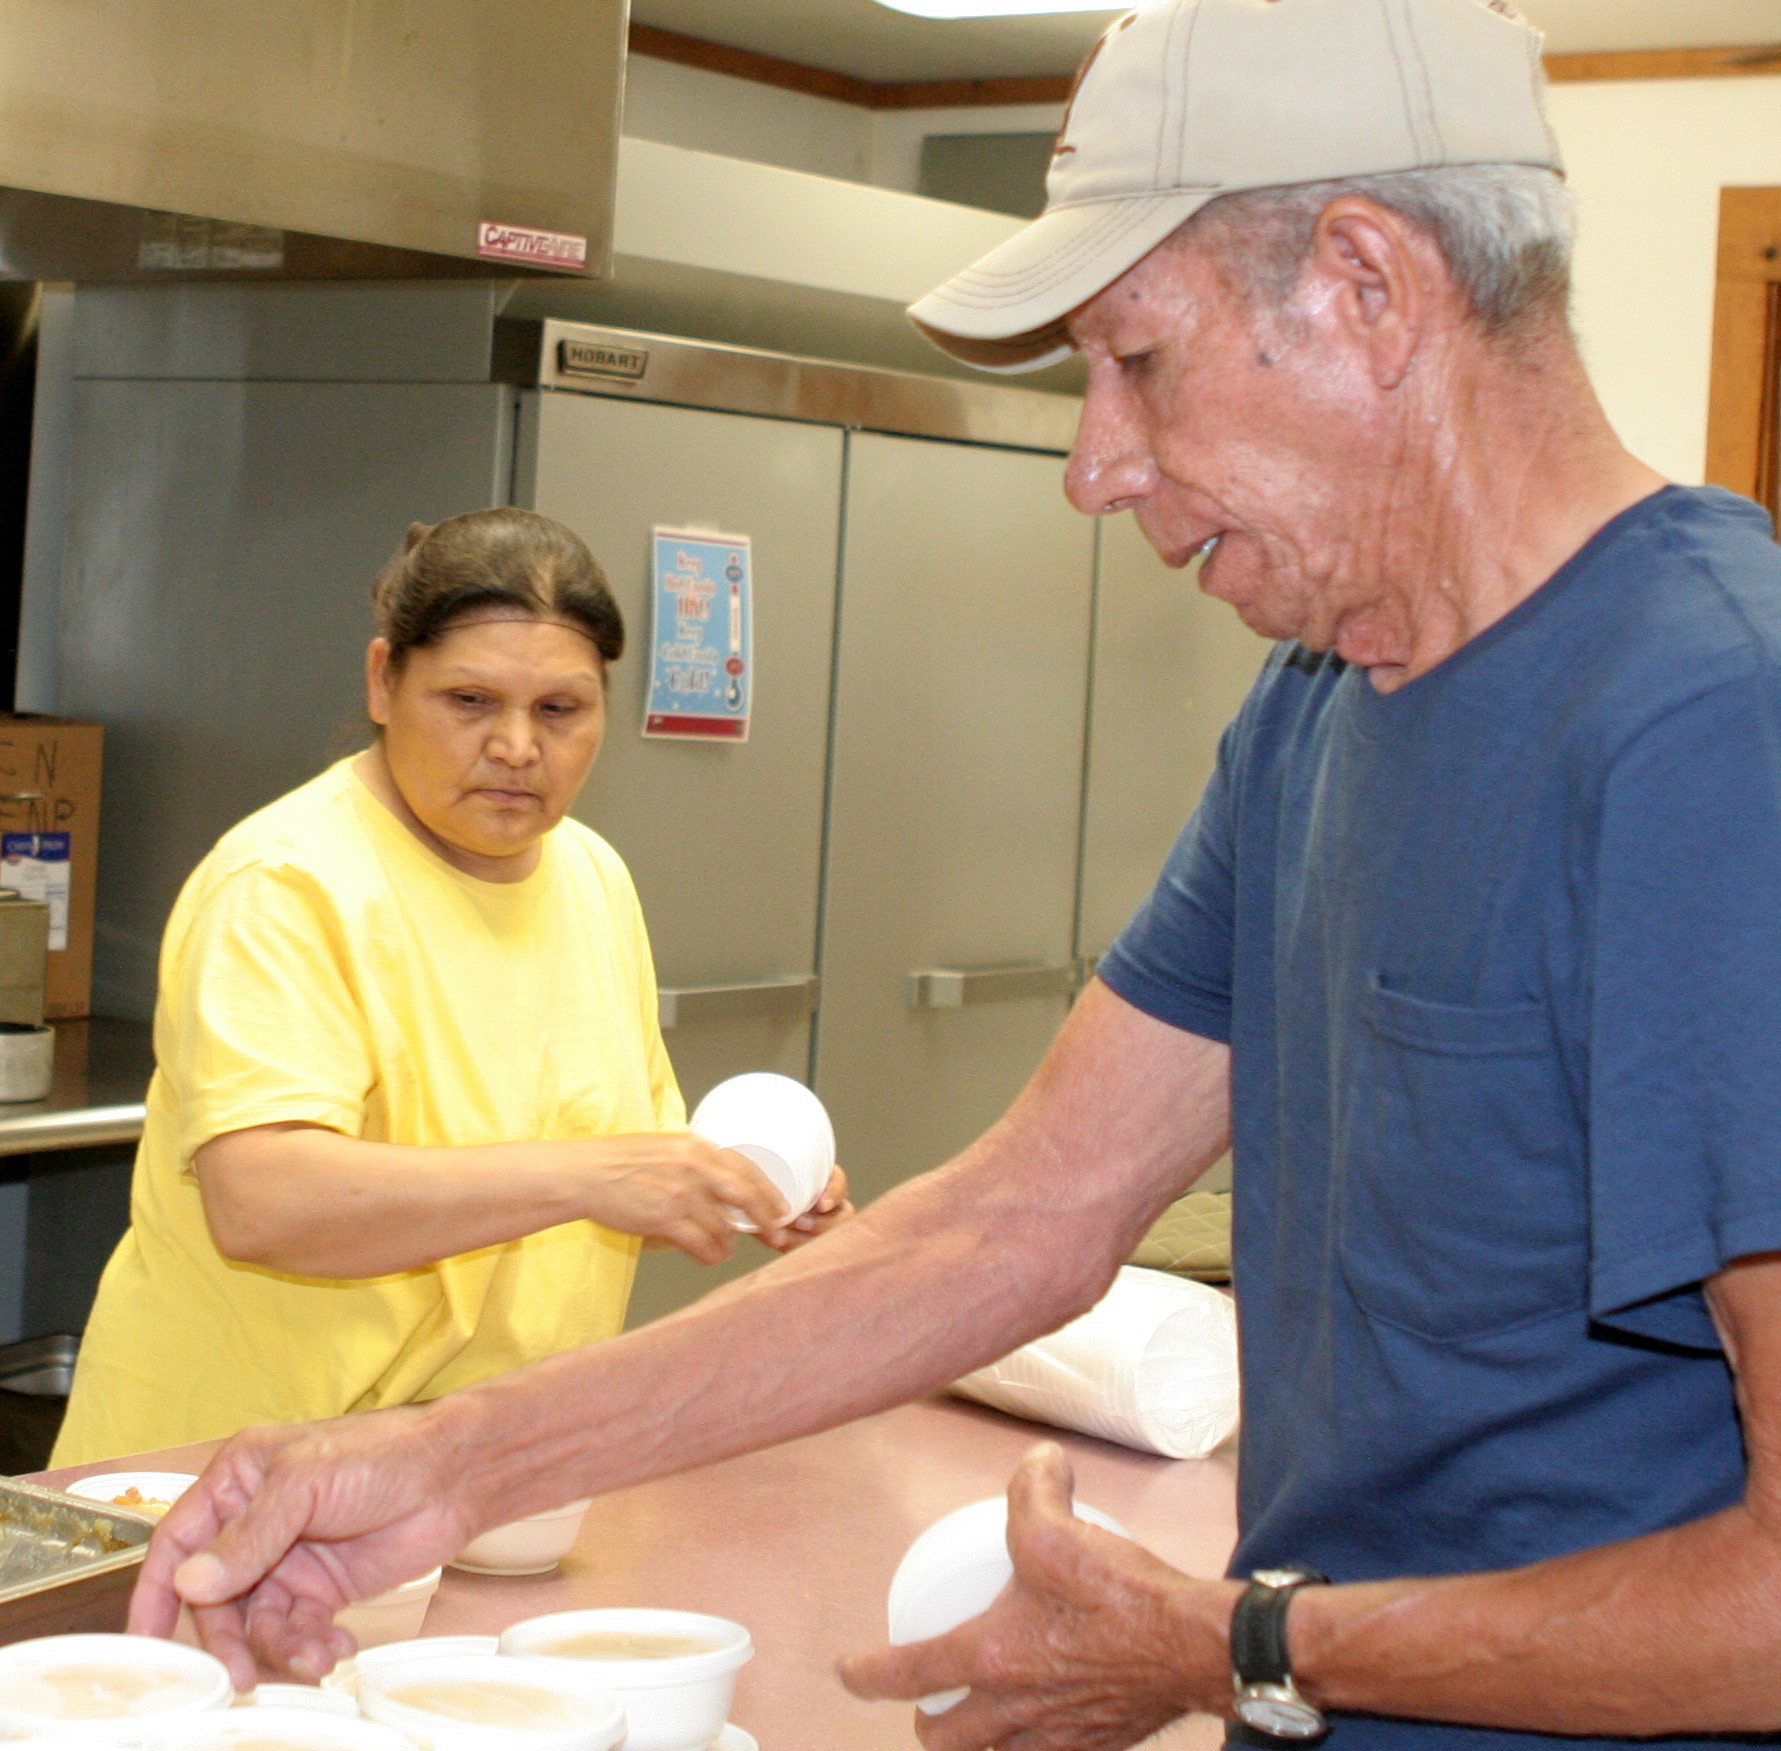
[365,637,395,727]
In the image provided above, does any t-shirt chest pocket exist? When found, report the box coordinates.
[1337,972,1589,1342]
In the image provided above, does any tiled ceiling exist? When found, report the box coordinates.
[630,0,1781,83]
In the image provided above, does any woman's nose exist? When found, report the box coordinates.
[487,709,540,765]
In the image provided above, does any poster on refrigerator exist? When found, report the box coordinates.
[643,527,753,741]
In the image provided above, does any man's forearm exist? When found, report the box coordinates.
[1278,1501,1781,1736]
[428,981,1233,1529]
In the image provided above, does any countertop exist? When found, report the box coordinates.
[0,1017,152,1158]
[44,1397,1239,1749]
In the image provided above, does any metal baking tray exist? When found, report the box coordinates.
[0,1475,153,1644]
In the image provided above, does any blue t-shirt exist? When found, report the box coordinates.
[1099,486,1781,1751]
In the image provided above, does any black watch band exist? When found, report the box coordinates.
[1231,1567,1327,1685]
[1228,1567,1329,1745]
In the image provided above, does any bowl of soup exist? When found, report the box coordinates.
[357,1651,624,1751]
[319,1635,499,1700]
[500,1608,753,1751]
[0,1633,232,1745]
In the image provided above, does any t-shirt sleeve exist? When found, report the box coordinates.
[171,862,375,1168]
[1095,731,1239,1045]
[1589,669,1781,1349]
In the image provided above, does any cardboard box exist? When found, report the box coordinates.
[0,717,103,1019]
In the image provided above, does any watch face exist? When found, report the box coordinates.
[1235,1694,1325,1739]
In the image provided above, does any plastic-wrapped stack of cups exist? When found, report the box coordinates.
[887,1497,1132,1714]
[689,1073,836,1231]
[500,1607,755,1751]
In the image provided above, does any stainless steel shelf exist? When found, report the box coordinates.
[0,1019,152,1160]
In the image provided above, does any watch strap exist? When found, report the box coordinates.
[1231,1569,1328,1687]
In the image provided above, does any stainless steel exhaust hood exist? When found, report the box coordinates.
[0,0,626,282]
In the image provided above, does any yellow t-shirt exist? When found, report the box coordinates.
[53,758,682,1465]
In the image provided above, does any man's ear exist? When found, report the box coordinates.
[1307,197,1430,392]
[365,637,394,727]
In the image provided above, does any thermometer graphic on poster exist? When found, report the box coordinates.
[643,528,752,741]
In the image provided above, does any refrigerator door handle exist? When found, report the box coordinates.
[658,975,821,1031]
[906,963,1077,1010]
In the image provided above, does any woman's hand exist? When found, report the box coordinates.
[755,1164,855,1254]
[581,1133,788,1263]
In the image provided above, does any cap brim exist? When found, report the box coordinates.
[909,189,1216,374]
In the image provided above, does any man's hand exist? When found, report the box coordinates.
[840,1444,1239,1750]
[129,1402,478,1690]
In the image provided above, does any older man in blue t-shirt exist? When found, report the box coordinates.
[134,2,1781,1747]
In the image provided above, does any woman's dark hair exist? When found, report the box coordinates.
[371,508,624,667]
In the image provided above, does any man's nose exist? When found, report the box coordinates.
[1065,386,1157,517]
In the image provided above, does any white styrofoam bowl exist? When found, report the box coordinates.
[144,1708,411,1749]
[357,1651,625,1750]
[888,1496,1131,1714]
[332,1567,442,1649]
[690,1073,835,1228]
[234,1684,357,1716]
[0,1633,232,1745]
[320,1636,500,1698]
[449,1500,591,1575]
[500,1608,753,1751]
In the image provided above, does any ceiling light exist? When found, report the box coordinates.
[869,0,1132,17]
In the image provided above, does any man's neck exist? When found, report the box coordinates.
[1342,336,1669,694]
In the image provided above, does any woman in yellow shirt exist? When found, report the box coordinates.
[54,508,844,1464]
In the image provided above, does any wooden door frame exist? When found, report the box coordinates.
[1707,188,1781,517]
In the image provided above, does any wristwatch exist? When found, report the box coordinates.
[1229,1566,1329,1744]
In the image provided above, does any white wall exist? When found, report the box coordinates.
[1548,76,1781,486]
[624,55,872,183]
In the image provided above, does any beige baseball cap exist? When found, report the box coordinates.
[908,0,1561,373]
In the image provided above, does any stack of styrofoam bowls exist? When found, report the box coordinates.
[144,1711,410,1749]
[0,1634,232,1745]
[887,1497,1131,1715]
[321,1637,500,1701]
[357,1651,625,1751]
[449,1500,593,1575]
[500,1608,754,1751]
[689,1073,836,1230]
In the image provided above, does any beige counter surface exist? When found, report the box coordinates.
[44,1396,1239,1749]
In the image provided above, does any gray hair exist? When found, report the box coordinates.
[1184,164,1575,336]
